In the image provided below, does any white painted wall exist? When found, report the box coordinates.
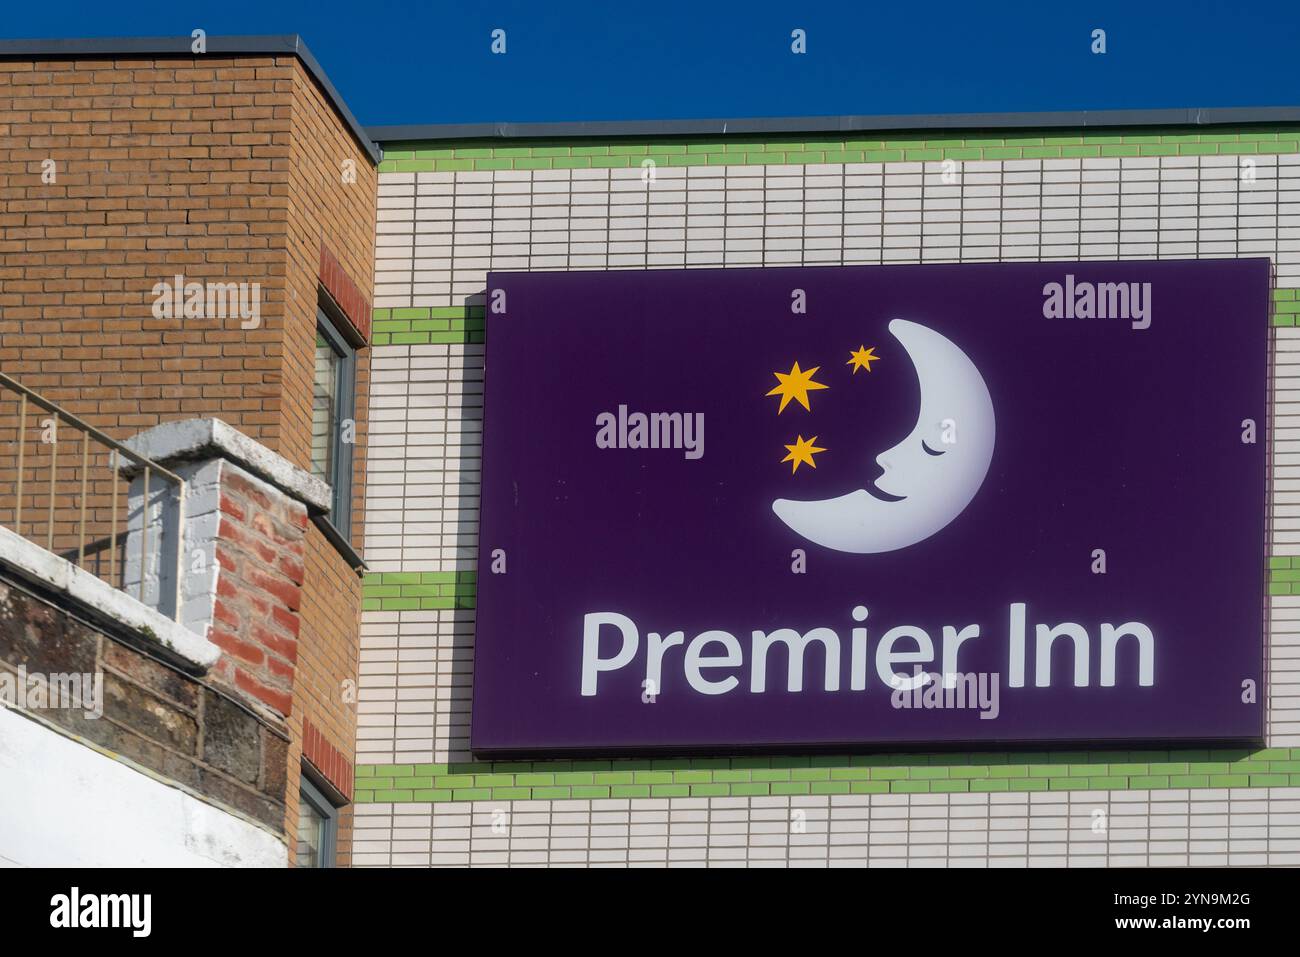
[0,707,286,868]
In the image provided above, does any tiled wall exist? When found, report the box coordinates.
[357,790,1300,868]
[355,130,1300,866]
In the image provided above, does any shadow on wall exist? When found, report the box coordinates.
[443,290,485,764]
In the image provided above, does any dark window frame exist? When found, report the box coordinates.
[314,301,357,540]
[298,773,339,868]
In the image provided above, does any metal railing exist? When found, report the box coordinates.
[0,371,185,619]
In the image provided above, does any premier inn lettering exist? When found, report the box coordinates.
[580,604,1154,697]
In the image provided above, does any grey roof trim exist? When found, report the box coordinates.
[0,34,382,164]
[367,106,1300,143]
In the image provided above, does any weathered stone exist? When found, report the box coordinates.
[198,767,285,831]
[103,640,201,710]
[201,688,262,785]
[60,706,171,771]
[102,672,198,755]
[260,725,289,797]
[0,581,98,677]
[157,747,205,793]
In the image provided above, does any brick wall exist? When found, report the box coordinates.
[278,53,376,868]
[0,51,376,866]
[0,54,293,442]
[208,460,308,718]
[0,54,299,578]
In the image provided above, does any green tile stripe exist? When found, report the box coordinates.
[369,555,1281,608]
[1274,288,1300,327]
[373,290,1294,336]
[371,306,485,346]
[1268,554,1300,593]
[355,747,1300,802]
[363,570,477,611]
[378,126,1300,174]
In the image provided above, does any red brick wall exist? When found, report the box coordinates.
[303,716,354,801]
[211,461,308,718]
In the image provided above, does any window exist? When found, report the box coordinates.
[312,306,356,537]
[297,774,338,868]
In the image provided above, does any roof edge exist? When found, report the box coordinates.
[367,106,1300,143]
[0,34,381,164]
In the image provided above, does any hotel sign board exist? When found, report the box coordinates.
[472,259,1269,754]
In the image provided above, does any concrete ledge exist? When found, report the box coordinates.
[120,418,332,514]
[0,524,221,672]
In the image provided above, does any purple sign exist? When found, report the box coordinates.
[472,259,1269,754]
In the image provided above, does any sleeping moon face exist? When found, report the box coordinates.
[772,319,995,554]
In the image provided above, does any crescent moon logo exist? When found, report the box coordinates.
[772,319,995,554]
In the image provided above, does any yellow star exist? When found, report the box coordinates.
[847,345,879,374]
[781,435,826,474]
[766,361,829,413]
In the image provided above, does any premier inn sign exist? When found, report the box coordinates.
[471,259,1269,754]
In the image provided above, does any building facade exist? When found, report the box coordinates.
[1,35,1298,867]
[0,37,377,865]
[353,124,1299,867]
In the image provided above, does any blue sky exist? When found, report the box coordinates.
[4,1,1297,127]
